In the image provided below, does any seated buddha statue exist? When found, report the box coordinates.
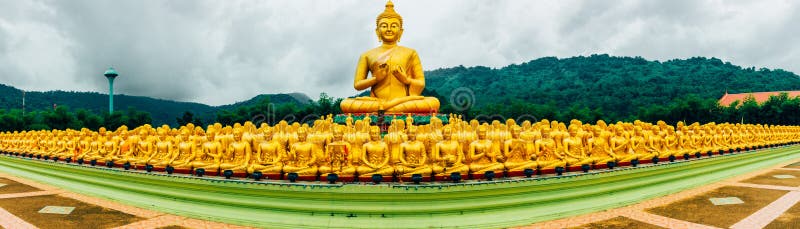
[320,126,354,177]
[589,126,619,167]
[468,125,505,178]
[346,126,393,180]
[632,126,660,162]
[99,131,119,164]
[78,132,101,161]
[59,132,77,160]
[344,120,370,167]
[191,127,222,172]
[433,126,469,179]
[219,127,252,174]
[502,126,538,174]
[248,129,284,176]
[339,1,440,114]
[609,126,639,165]
[168,129,195,171]
[115,129,141,165]
[535,127,566,172]
[561,125,585,168]
[282,128,320,178]
[662,127,681,158]
[149,128,174,167]
[395,127,429,179]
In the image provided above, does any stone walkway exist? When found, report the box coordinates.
[0,172,254,229]
[521,157,800,229]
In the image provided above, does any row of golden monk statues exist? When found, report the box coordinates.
[1,114,798,182]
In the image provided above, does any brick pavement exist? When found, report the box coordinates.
[521,156,800,229]
[0,172,254,229]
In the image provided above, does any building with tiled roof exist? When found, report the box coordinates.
[718,91,800,106]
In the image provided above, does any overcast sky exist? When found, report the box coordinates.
[0,0,798,106]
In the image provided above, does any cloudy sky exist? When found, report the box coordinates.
[0,0,798,106]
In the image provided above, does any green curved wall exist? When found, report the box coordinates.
[0,146,798,228]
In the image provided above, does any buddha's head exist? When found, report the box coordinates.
[233,127,244,141]
[407,127,417,141]
[297,128,308,142]
[477,125,488,140]
[541,127,551,138]
[442,126,452,140]
[521,120,531,130]
[376,1,403,44]
[180,129,190,138]
[511,126,521,138]
[506,119,516,128]
[333,126,344,141]
[370,126,381,141]
[157,129,167,141]
[206,128,217,141]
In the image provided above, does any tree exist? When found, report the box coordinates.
[176,111,204,127]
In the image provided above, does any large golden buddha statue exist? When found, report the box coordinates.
[339,1,440,114]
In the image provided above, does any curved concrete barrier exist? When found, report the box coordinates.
[0,145,797,228]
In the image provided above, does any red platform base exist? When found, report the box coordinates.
[263,173,282,180]
[506,170,526,177]
[338,176,357,182]
[617,161,632,167]
[540,168,556,175]
[358,175,393,183]
[433,175,449,181]
[173,168,192,174]
[192,170,219,176]
[297,175,317,181]
[399,176,432,182]
[470,171,502,180]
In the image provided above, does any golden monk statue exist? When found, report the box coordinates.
[282,128,320,179]
[433,126,469,180]
[355,126,394,180]
[320,126,354,178]
[395,127,429,180]
[220,127,252,175]
[248,129,284,178]
[339,1,440,114]
[502,126,538,175]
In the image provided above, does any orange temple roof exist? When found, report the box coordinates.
[718,91,800,106]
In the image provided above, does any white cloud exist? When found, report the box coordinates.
[0,0,797,105]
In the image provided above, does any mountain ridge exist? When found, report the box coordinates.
[3,54,799,125]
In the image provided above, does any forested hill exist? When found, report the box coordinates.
[3,54,799,127]
[426,54,800,120]
[0,84,309,126]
